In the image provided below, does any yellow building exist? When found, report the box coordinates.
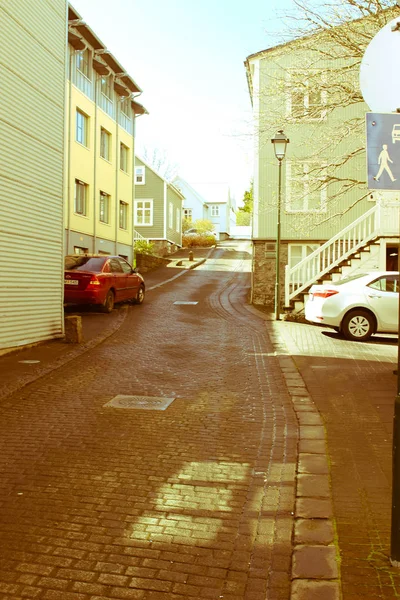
[66,5,147,262]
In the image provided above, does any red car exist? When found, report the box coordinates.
[64,255,145,313]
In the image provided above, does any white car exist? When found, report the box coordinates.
[305,271,399,341]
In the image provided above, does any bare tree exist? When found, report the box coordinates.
[255,0,398,232]
[141,146,179,182]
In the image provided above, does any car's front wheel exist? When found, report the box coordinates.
[101,290,115,313]
[341,309,375,341]
[134,285,145,305]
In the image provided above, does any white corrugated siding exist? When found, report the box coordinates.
[0,0,67,349]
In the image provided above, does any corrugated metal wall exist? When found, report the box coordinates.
[0,0,67,350]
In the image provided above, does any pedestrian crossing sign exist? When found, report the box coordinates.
[366,112,400,191]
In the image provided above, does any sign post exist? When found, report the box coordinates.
[360,16,400,566]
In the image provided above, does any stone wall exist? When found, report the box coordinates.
[252,240,289,308]
[135,253,171,273]
[151,240,180,257]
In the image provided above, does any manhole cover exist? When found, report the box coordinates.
[104,395,175,410]
[173,301,198,305]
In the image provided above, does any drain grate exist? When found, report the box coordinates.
[104,395,175,410]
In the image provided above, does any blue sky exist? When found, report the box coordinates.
[71,0,292,204]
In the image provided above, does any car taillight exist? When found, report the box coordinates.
[89,275,101,286]
[312,289,339,299]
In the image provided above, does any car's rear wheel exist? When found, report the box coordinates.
[341,309,374,341]
[134,285,145,305]
[101,290,114,313]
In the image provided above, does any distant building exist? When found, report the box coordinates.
[0,0,67,350]
[134,157,184,255]
[65,5,147,262]
[172,177,209,223]
[173,178,236,240]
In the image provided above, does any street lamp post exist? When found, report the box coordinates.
[271,130,290,321]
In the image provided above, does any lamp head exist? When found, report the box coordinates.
[271,130,290,160]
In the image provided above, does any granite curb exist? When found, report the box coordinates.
[266,320,342,600]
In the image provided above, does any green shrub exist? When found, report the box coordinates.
[134,239,155,255]
[182,234,216,248]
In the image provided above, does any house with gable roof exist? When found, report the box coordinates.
[134,156,184,255]
[244,17,400,313]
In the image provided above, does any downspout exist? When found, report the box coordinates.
[131,109,136,263]
[115,93,120,254]
[92,73,99,253]
[66,47,75,255]
[164,181,167,242]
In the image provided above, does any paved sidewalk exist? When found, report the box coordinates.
[267,318,400,599]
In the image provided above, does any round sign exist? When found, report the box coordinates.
[360,17,400,112]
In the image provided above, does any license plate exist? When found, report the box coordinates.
[65,279,79,285]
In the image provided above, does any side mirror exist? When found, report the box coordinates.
[133,267,140,274]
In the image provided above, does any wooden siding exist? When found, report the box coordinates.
[252,41,371,242]
[134,157,165,238]
[166,185,183,245]
[0,0,67,349]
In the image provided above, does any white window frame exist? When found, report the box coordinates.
[169,202,173,228]
[211,205,220,217]
[119,201,128,230]
[286,70,327,121]
[135,166,145,185]
[74,179,88,216]
[176,208,181,232]
[286,160,327,213]
[99,191,111,224]
[288,243,320,270]
[76,109,88,147]
[183,208,192,220]
[134,199,153,226]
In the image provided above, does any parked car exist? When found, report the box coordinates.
[305,271,399,341]
[183,228,217,237]
[64,255,145,313]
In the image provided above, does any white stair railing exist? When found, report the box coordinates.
[284,205,379,307]
[134,230,147,242]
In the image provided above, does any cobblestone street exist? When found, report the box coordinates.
[0,242,299,599]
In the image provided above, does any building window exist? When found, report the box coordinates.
[169,203,173,228]
[286,161,327,213]
[100,128,111,161]
[176,208,181,232]
[120,143,129,173]
[101,76,113,101]
[211,205,219,217]
[74,179,88,216]
[287,71,327,121]
[99,191,110,224]
[74,246,88,255]
[119,201,128,229]
[76,49,90,78]
[288,244,319,270]
[134,200,153,226]
[76,109,88,147]
[135,166,145,184]
[183,208,192,220]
